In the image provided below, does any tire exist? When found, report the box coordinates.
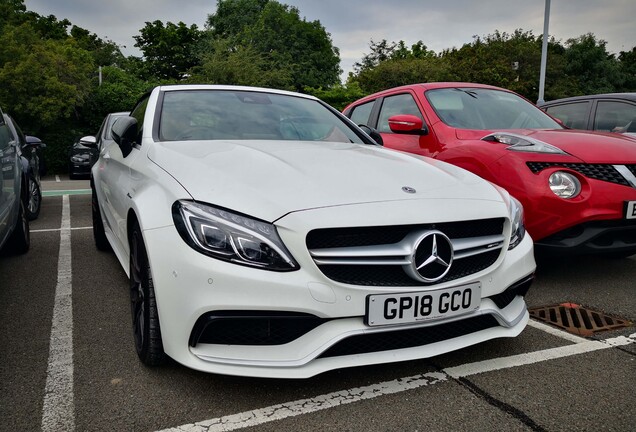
[6,200,30,255]
[26,176,41,221]
[129,221,166,366]
[92,188,111,251]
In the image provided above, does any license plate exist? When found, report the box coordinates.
[626,201,636,219]
[366,282,481,327]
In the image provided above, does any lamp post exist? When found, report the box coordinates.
[537,0,551,104]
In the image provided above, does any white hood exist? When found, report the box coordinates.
[148,140,503,222]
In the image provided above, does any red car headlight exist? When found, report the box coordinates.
[548,171,581,199]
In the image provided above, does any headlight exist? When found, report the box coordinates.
[482,132,566,155]
[549,171,581,199]
[172,200,299,271]
[508,196,526,250]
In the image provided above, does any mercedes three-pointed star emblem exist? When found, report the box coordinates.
[406,231,454,283]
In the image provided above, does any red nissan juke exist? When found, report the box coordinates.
[344,83,636,258]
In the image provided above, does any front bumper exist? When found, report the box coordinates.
[143,217,535,378]
[493,156,636,250]
[535,219,636,256]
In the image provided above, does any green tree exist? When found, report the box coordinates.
[207,0,269,38]
[70,26,125,66]
[79,66,151,131]
[350,39,453,94]
[188,39,292,88]
[202,0,340,91]
[304,82,366,111]
[134,20,203,80]
[0,23,94,131]
[618,48,636,91]
[353,39,399,73]
[563,33,624,94]
[0,21,95,172]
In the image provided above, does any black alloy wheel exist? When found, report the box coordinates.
[26,176,41,220]
[129,222,165,366]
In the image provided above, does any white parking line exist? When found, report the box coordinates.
[445,332,636,378]
[41,194,75,432]
[526,318,589,343]
[158,331,636,432]
[31,227,92,233]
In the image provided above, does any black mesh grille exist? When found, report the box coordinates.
[306,218,505,249]
[190,312,327,346]
[318,249,501,286]
[526,162,633,186]
[628,165,636,177]
[319,315,499,358]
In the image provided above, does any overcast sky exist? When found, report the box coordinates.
[24,0,636,79]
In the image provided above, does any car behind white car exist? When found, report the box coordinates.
[91,85,536,378]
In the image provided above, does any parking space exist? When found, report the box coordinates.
[0,180,634,432]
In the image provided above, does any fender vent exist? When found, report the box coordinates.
[529,303,632,336]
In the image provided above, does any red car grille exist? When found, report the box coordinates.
[526,162,634,187]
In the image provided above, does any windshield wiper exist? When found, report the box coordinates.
[453,88,479,99]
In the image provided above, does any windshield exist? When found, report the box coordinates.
[159,90,365,144]
[426,88,562,130]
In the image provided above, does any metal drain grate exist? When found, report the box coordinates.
[529,303,632,336]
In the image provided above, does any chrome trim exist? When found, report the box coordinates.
[614,164,636,188]
[310,231,504,266]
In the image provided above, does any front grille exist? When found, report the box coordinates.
[526,162,633,187]
[306,219,504,249]
[318,249,501,286]
[307,218,505,287]
[319,315,499,358]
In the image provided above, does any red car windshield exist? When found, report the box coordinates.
[426,88,562,130]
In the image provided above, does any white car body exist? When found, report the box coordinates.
[92,85,536,378]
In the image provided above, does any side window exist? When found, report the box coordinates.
[3,115,16,142]
[0,122,10,151]
[544,102,589,129]
[377,94,423,133]
[12,119,25,145]
[594,101,636,133]
[349,101,374,126]
[130,96,150,144]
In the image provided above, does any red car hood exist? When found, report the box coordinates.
[456,129,636,163]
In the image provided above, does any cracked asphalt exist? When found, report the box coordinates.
[0,178,634,432]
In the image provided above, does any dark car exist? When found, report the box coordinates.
[0,107,29,254]
[68,135,98,179]
[69,111,129,179]
[3,113,45,220]
[539,93,636,136]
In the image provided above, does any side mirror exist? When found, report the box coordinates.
[388,114,428,135]
[25,135,47,149]
[111,116,138,157]
[358,125,384,146]
[78,135,96,148]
